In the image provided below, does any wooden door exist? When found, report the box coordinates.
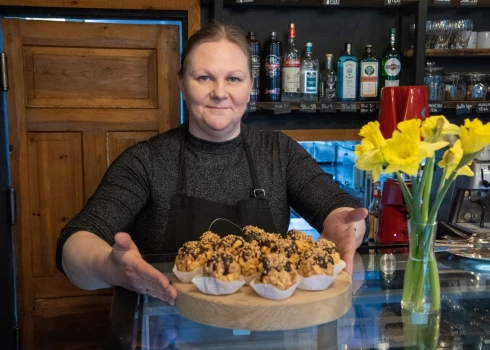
[3,18,181,349]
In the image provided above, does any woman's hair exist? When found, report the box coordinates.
[178,21,252,79]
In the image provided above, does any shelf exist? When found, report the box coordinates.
[202,0,418,7]
[429,100,490,107]
[428,0,490,7]
[404,48,490,57]
[428,100,490,114]
[248,101,379,113]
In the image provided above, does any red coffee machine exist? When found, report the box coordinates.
[377,179,410,243]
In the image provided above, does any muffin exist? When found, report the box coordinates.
[298,248,335,277]
[237,242,262,278]
[243,225,268,245]
[274,238,300,266]
[175,241,212,272]
[315,238,341,265]
[199,231,221,250]
[203,251,241,282]
[217,234,245,255]
[256,233,281,255]
[286,229,314,254]
[256,253,297,290]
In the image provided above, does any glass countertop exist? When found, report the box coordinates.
[107,250,490,349]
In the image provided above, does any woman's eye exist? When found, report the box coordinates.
[228,77,241,83]
[197,76,209,81]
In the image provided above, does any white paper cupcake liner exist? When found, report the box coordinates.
[298,274,335,291]
[241,274,255,285]
[192,275,245,295]
[250,277,300,300]
[172,265,203,283]
[334,260,347,275]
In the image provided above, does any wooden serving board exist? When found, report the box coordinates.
[173,272,352,331]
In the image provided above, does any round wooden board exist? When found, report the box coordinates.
[173,272,352,331]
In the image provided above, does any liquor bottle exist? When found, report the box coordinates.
[359,45,379,101]
[381,28,401,88]
[282,23,300,102]
[299,42,319,103]
[337,43,358,101]
[262,31,282,102]
[319,54,336,100]
[246,31,261,102]
[368,185,381,243]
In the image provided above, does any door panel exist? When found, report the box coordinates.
[4,18,181,348]
[108,131,158,165]
[24,47,158,108]
[34,295,113,350]
[27,132,84,277]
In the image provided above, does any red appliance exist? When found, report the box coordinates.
[377,179,410,243]
[378,85,429,139]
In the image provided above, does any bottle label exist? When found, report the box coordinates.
[360,62,379,97]
[342,61,357,99]
[264,55,281,78]
[251,55,260,98]
[322,74,336,100]
[384,58,401,77]
[300,70,318,94]
[385,80,400,87]
[283,58,300,67]
[282,67,300,93]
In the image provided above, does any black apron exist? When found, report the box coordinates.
[164,126,277,253]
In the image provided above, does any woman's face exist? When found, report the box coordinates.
[179,39,252,142]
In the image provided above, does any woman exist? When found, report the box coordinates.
[57,22,367,305]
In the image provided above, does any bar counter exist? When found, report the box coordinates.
[107,249,490,349]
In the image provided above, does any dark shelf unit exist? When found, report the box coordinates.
[404,48,490,56]
[201,0,490,136]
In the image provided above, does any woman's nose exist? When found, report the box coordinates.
[211,81,228,100]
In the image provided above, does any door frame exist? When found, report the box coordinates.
[0,2,199,348]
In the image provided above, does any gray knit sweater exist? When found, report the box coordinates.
[56,123,363,272]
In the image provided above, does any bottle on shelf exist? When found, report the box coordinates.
[246,31,261,102]
[262,31,282,102]
[282,23,300,102]
[359,44,379,101]
[299,42,319,103]
[368,184,381,243]
[319,54,337,101]
[337,42,358,101]
[381,28,401,88]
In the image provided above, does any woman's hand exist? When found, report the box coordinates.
[320,207,368,275]
[109,232,177,305]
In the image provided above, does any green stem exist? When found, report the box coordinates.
[428,172,458,223]
[401,257,415,304]
[411,175,423,225]
[395,172,414,214]
[429,257,440,311]
[421,157,435,223]
[419,160,431,200]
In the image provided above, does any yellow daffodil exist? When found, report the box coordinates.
[438,140,474,179]
[396,119,422,142]
[355,148,386,182]
[358,121,385,149]
[421,116,460,143]
[382,119,448,175]
[459,118,490,155]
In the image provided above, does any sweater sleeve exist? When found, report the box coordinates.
[55,141,153,273]
[284,135,366,235]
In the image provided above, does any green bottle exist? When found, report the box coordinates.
[359,45,379,101]
[381,28,401,88]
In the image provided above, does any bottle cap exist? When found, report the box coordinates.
[326,53,333,58]
[248,31,255,36]
[289,23,295,28]
[271,31,277,38]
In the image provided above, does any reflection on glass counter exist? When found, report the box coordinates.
[108,251,490,349]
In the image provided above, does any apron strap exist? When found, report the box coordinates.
[176,123,265,198]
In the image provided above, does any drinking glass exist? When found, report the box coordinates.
[426,21,434,49]
[452,19,473,49]
[433,20,452,50]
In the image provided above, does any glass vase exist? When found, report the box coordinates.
[401,222,440,315]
